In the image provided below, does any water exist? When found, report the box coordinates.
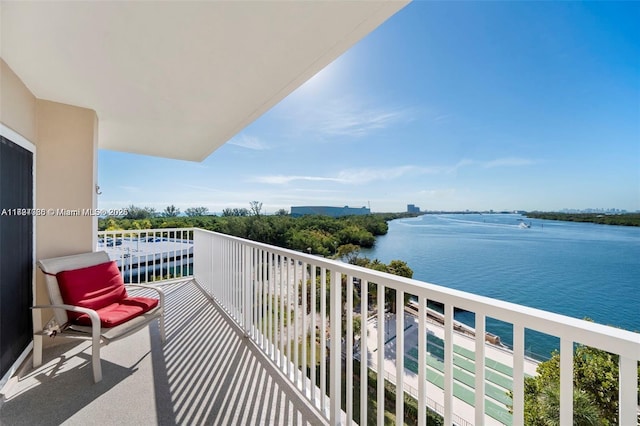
[362,214,640,359]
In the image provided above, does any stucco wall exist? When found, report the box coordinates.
[0,59,98,321]
[35,100,97,259]
[0,59,37,143]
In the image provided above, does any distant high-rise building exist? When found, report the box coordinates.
[407,204,420,213]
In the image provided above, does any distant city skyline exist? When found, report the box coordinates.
[98,2,640,214]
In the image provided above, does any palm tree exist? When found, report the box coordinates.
[537,385,600,426]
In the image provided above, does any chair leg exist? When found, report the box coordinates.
[91,332,102,383]
[159,315,166,343]
[33,334,43,368]
[32,309,43,368]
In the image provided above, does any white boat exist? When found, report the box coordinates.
[519,221,531,229]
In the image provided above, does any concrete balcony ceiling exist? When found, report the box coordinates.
[0,1,408,161]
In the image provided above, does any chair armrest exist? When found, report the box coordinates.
[32,304,101,335]
[33,304,98,316]
[124,284,165,308]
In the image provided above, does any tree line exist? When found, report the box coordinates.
[525,212,640,227]
[99,203,420,256]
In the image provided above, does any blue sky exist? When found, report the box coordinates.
[99,1,640,214]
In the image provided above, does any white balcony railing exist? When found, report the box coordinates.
[97,228,193,283]
[99,228,640,425]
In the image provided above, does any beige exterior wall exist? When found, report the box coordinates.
[0,59,37,143]
[34,100,98,308]
[35,99,97,259]
[0,60,98,316]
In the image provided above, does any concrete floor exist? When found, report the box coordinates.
[0,280,326,426]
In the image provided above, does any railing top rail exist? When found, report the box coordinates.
[193,227,640,359]
[98,228,195,234]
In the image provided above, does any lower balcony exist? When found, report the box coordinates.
[1,227,639,425]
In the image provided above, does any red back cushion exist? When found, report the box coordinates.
[56,261,127,321]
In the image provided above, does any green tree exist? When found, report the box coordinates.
[519,344,640,425]
[221,207,248,217]
[275,208,289,216]
[123,204,156,219]
[247,216,274,243]
[335,224,375,248]
[131,219,152,230]
[234,208,249,216]
[287,229,332,256]
[335,244,362,264]
[184,206,209,217]
[344,215,389,235]
[380,260,413,313]
[249,201,263,217]
[219,216,248,237]
[535,386,600,426]
[163,205,180,217]
[103,217,121,231]
[387,260,413,278]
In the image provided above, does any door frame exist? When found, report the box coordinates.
[0,123,36,389]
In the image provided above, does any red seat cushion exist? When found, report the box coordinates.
[56,261,127,323]
[74,296,159,327]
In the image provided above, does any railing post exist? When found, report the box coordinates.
[418,295,426,426]
[377,284,385,426]
[360,279,368,426]
[395,289,404,423]
[243,245,252,336]
[329,270,342,425]
[346,275,353,424]
[619,355,638,425]
[512,324,525,425]
[320,267,327,415]
[444,303,454,426]
[560,338,574,425]
[474,312,486,426]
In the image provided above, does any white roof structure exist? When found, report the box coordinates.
[1,1,409,161]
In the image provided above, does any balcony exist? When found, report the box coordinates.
[2,228,639,425]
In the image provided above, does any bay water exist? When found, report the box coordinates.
[362,214,640,359]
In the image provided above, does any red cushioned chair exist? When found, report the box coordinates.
[33,251,165,383]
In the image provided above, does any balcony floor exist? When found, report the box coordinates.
[0,280,326,426]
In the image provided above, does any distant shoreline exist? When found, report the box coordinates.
[524,212,640,227]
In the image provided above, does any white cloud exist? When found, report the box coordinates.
[336,166,422,184]
[249,157,535,185]
[182,184,224,193]
[482,157,536,168]
[118,185,142,193]
[287,97,413,138]
[252,175,344,185]
[252,165,435,186]
[432,113,453,123]
[228,134,269,150]
[444,157,537,173]
[417,188,457,198]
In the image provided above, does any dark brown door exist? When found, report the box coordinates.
[0,135,33,379]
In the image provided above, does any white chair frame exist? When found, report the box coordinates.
[33,251,166,383]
